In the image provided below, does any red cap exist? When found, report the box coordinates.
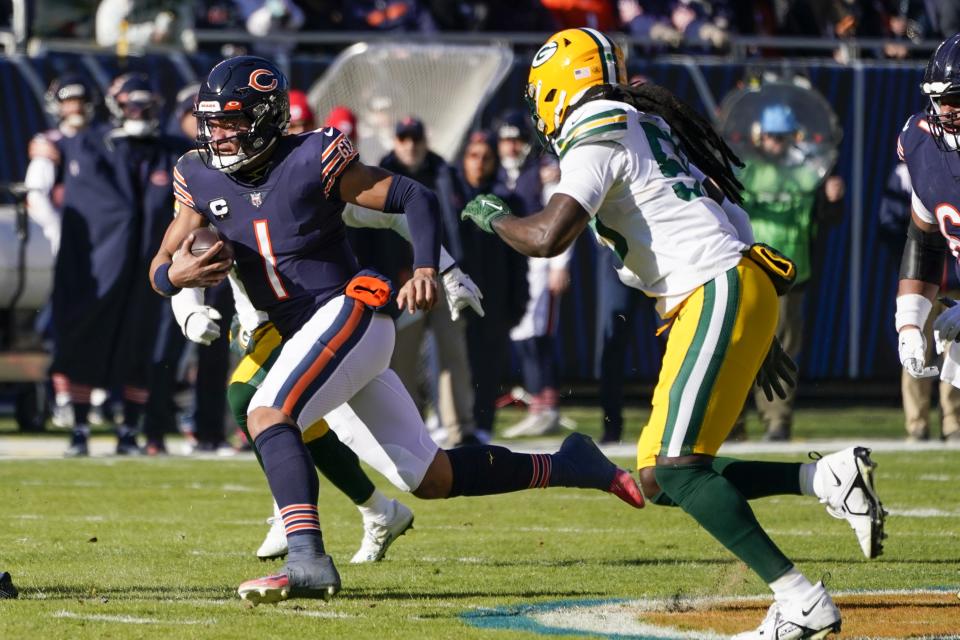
[288,90,315,129]
[324,105,357,143]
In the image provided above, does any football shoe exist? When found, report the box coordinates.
[733,581,841,640]
[556,433,644,508]
[0,572,18,599]
[503,410,561,438]
[115,432,142,456]
[350,499,414,564]
[238,554,340,605]
[50,401,74,429]
[64,431,89,458]
[257,503,288,561]
[811,446,887,559]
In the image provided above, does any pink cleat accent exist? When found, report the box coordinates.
[237,573,290,606]
[608,468,645,509]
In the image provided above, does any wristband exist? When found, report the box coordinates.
[895,293,932,332]
[153,262,181,297]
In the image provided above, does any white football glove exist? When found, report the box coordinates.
[933,298,960,343]
[184,307,222,345]
[898,327,939,379]
[442,266,484,322]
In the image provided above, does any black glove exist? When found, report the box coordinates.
[755,337,798,401]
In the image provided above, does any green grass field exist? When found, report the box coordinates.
[1,406,959,639]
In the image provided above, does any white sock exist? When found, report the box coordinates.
[357,490,392,523]
[769,567,816,603]
[799,461,818,497]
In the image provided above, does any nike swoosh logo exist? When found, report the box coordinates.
[324,127,334,137]
[481,200,503,212]
[800,601,821,617]
[828,465,842,487]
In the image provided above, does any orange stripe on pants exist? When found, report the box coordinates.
[280,300,365,415]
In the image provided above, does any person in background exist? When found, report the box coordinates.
[341,0,437,32]
[495,112,572,438]
[95,0,186,49]
[324,105,358,144]
[455,130,528,440]
[105,73,193,454]
[735,103,845,441]
[25,75,96,431]
[376,116,480,446]
[44,72,171,456]
[288,89,315,134]
[235,0,304,55]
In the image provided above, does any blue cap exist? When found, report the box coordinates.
[760,105,798,134]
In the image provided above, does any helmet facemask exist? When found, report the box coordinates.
[115,92,160,137]
[926,92,960,152]
[45,79,94,133]
[195,95,288,174]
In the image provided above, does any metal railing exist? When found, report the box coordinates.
[15,29,947,62]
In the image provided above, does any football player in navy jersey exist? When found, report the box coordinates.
[25,75,96,433]
[149,56,644,604]
[896,33,960,410]
[104,73,194,455]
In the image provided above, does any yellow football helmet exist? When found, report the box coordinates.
[526,28,627,149]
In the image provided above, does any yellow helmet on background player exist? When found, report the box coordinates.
[525,28,627,149]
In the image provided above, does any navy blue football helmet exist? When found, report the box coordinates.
[106,72,162,137]
[922,33,960,151]
[194,56,290,173]
[44,74,96,129]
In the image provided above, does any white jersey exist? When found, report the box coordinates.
[552,99,748,317]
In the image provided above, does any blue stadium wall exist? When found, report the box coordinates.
[0,52,926,383]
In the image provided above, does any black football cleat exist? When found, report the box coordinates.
[0,572,18,599]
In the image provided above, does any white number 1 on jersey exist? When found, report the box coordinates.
[253,219,289,300]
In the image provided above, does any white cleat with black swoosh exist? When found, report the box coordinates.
[811,446,887,559]
[733,581,841,640]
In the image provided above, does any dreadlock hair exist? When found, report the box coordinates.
[580,83,745,205]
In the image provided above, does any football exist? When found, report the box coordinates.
[189,226,230,260]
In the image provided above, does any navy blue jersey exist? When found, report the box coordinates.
[51,124,144,385]
[898,112,960,259]
[173,129,361,337]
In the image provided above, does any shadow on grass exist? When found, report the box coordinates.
[14,584,606,603]
[343,588,606,601]
[16,584,233,601]
[467,556,960,568]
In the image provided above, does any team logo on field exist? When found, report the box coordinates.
[462,591,960,639]
[248,69,278,92]
[209,198,230,218]
[245,191,264,208]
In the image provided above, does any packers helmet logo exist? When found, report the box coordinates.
[531,41,558,68]
[248,69,278,92]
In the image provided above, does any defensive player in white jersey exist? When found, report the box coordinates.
[461,28,886,640]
